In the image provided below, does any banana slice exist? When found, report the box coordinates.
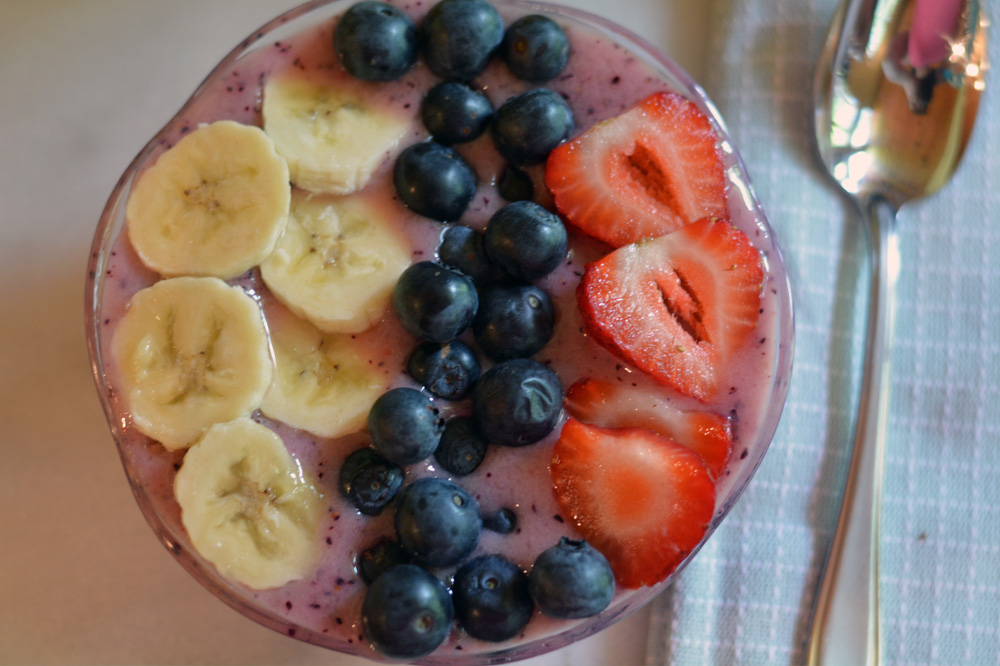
[260,190,411,333]
[261,306,387,439]
[174,417,324,589]
[125,120,291,279]
[111,277,273,450]
[262,75,412,194]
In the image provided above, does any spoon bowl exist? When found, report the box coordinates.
[808,1,987,664]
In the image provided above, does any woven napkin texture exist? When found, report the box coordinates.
[646,1,1000,664]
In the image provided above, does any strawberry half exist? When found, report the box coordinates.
[577,217,763,402]
[564,377,734,479]
[551,418,715,589]
[545,91,727,248]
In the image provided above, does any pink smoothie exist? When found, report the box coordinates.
[91,1,791,662]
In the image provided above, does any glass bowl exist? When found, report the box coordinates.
[85,0,795,663]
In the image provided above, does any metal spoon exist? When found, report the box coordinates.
[808,0,987,664]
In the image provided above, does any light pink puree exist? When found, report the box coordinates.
[96,2,785,661]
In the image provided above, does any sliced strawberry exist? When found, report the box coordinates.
[577,217,763,402]
[564,377,734,478]
[550,418,716,589]
[545,91,727,248]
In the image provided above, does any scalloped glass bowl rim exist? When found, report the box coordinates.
[84,1,796,663]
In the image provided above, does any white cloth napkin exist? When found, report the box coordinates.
[647,0,1000,664]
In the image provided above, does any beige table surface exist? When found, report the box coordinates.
[0,1,708,663]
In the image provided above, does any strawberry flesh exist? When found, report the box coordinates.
[564,377,733,478]
[545,92,727,247]
[550,418,716,589]
[577,217,763,401]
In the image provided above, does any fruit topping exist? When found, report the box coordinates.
[393,261,479,343]
[394,478,483,567]
[334,1,418,82]
[482,507,518,534]
[437,223,498,286]
[545,91,728,247]
[174,417,323,589]
[393,141,478,221]
[435,416,490,476]
[360,563,455,659]
[407,340,481,400]
[357,538,412,585]
[453,555,535,642]
[368,387,445,465]
[550,418,716,588]
[472,358,563,447]
[577,217,763,401]
[528,537,614,618]
[419,0,505,81]
[473,283,555,361]
[564,377,734,479]
[125,120,290,280]
[501,14,571,82]
[421,81,494,144]
[497,165,535,202]
[483,200,568,281]
[338,448,404,516]
[492,88,575,166]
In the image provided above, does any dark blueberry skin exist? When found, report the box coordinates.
[528,537,614,619]
[497,165,535,202]
[394,142,477,222]
[421,82,494,144]
[438,224,496,286]
[434,416,489,476]
[482,507,517,535]
[394,261,479,343]
[368,387,444,465]
[491,89,574,166]
[420,0,504,81]
[473,283,555,361]
[334,1,417,81]
[358,539,412,585]
[361,563,455,660]
[484,201,568,281]
[501,14,570,82]
[407,340,481,400]
[338,448,404,515]
[394,477,482,567]
[453,555,535,642]
[472,358,563,447]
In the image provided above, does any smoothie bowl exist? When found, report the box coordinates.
[85,0,794,662]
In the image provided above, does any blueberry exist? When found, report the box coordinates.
[338,448,404,515]
[491,89,574,166]
[358,539,412,585]
[501,15,570,82]
[368,387,444,465]
[421,82,494,144]
[394,142,477,222]
[434,416,489,476]
[482,507,517,534]
[420,0,504,81]
[394,477,482,567]
[334,1,417,81]
[453,555,534,642]
[472,358,563,447]
[484,201,567,281]
[394,261,479,343]
[497,165,535,202]
[529,538,614,619]
[473,283,555,361]
[438,224,496,286]
[407,340,481,400]
[361,563,454,659]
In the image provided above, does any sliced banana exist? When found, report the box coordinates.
[262,75,412,194]
[174,417,324,589]
[111,277,273,450]
[261,306,387,439]
[125,120,290,279]
[260,190,411,333]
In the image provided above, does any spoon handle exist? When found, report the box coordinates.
[807,197,898,666]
